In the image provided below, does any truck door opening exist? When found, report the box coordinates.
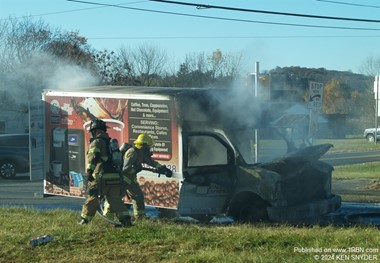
[178,132,235,217]
[183,132,234,187]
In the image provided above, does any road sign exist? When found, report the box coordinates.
[374,75,380,99]
[308,82,324,110]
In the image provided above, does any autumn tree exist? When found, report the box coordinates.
[92,49,139,86]
[45,31,95,71]
[323,80,351,114]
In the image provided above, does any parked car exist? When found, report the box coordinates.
[363,128,380,143]
[0,134,34,179]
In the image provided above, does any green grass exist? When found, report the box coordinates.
[1,139,379,262]
[0,207,379,263]
[333,162,380,180]
[314,138,380,153]
[259,138,380,160]
[331,158,380,202]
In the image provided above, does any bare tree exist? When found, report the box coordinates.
[119,44,168,86]
[0,17,55,72]
[188,52,208,74]
[177,52,211,87]
[0,16,98,109]
[360,55,380,77]
[209,49,243,86]
[358,55,380,128]
[176,50,244,87]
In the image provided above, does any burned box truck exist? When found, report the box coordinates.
[42,86,341,223]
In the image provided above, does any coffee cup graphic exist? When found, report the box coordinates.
[50,160,62,178]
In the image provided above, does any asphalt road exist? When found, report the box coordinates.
[0,175,83,211]
[1,174,380,226]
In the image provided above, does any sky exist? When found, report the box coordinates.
[1,0,379,74]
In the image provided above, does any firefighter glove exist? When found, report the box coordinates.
[157,165,172,178]
[164,167,173,178]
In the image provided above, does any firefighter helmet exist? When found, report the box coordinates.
[134,133,153,149]
[89,119,108,132]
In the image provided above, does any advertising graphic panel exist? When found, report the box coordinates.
[43,92,179,208]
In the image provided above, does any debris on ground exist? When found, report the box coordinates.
[362,180,380,190]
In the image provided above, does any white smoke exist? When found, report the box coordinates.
[2,52,99,103]
[46,62,99,90]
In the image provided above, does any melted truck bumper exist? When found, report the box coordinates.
[267,195,342,222]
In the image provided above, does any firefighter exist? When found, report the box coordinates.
[104,133,172,220]
[78,119,132,227]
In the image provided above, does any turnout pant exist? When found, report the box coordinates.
[81,175,130,221]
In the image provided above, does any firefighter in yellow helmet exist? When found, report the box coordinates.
[105,133,172,220]
[125,133,172,218]
[78,119,132,227]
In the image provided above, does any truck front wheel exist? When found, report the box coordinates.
[228,193,269,223]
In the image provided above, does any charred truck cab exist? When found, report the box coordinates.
[42,86,341,223]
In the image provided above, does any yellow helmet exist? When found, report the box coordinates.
[134,133,154,149]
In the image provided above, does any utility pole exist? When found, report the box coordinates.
[247,62,260,163]
[375,76,379,145]
[254,62,259,162]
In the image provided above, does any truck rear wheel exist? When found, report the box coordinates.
[228,193,269,223]
[157,208,178,219]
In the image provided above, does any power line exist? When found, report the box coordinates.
[87,35,380,40]
[67,0,380,31]
[150,0,380,23]
[0,1,147,21]
[0,6,104,21]
[316,0,380,9]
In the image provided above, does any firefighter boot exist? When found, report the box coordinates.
[132,210,146,221]
[77,218,89,225]
[78,215,93,225]
[119,217,133,228]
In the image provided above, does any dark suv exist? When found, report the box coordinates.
[0,134,33,179]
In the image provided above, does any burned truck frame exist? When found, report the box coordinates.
[42,86,341,223]
[173,87,340,222]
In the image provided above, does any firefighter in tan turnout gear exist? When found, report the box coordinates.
[104,133,172,220]
[78,119,132,227]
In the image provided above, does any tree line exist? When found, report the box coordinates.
[0,17,379,135]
